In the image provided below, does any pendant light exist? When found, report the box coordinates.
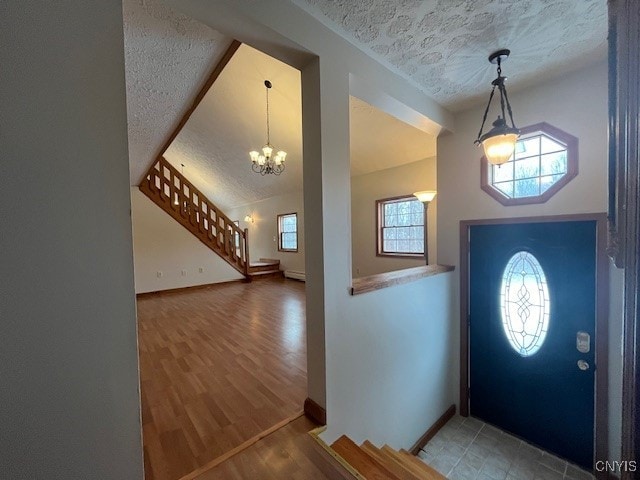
[475,49,520,165]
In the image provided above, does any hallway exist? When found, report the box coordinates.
[137,278,307,480]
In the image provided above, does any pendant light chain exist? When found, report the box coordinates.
[265,83,270,145]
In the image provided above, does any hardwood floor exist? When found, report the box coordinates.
[192,416,353,480]
[137,278,307,480]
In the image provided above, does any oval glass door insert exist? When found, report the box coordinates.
[500,251,550,356]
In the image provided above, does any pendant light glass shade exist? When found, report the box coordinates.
[479,117,520,165]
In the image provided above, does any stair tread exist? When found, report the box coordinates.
[398,449,447,479]
[360,441,423,480]
[331,436,402,480]
[250,261,280,267]
[381,446,445,480]
[248,270,282,276]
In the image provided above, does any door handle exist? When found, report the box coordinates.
[577,359,589,371]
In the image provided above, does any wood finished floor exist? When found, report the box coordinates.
[192,416,352,480]
[137,278,307,480]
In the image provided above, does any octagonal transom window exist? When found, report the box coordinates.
[481,122,578,206]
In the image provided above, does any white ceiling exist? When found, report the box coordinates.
[292,0,608,111]
[350,97,436,177]
[123,0,233,184]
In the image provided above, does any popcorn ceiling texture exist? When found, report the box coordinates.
[292,0,607,111]
[123,0,232,185]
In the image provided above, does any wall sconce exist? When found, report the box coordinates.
[244,215,254,224]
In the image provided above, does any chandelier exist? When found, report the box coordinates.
[475,49,520,165]
[249,80,287,175]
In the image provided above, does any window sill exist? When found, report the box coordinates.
[350,264,455,296]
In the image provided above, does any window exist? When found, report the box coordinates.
[500,251,550,357]
[376,195,424,257]
[277,213,298,252]
[481,122,578,206]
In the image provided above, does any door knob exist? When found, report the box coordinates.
[577,359,589,371]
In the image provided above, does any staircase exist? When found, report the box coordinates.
[140,157,281,281]
[329,435,446,480]
[247,258,284,280]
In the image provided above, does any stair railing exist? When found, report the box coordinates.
[139,157,249,276]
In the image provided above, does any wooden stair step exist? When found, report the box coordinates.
[360,441,423,480]
[331,436,402,480]
[381,446,445,480]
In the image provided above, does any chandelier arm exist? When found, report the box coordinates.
[475,85,496,144]
[501,84,517,129]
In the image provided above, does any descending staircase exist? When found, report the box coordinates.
[329,435,446,480]
[139,157,281,281]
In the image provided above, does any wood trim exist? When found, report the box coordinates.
[459,213,609,471]
[350,264,454,296]
[177,410,303,480]
[480,122,579,207]
[135,279,244,298]
[409,404,456,455]
[608,1,640,475]
[307,427,366,480]
[304,397,326,425]
[151,40,241,168]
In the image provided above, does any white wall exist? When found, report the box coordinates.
[351,158,437,277]
[131,188,243,293]
[227,190,305,272]
[437,61,622,459]
[322,272,456,448]
[0,1,143,478]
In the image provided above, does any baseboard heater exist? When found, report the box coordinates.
[284,270,306,282]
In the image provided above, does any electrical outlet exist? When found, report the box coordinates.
[198,267,204,273]
[273,236,277,242]
[156,271,162,278]
[181,270,187,276]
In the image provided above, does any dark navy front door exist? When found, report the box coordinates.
[469,221,597,469]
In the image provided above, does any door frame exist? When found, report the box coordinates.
[459,213,609,470]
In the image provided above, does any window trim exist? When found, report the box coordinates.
[277,212,298,253]
[481,122,579,206]
[375,194,425,259]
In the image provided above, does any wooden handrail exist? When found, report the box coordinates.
[140,157,249,277]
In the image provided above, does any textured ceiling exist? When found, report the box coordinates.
[123,0,233,184]
[293,0,607,111]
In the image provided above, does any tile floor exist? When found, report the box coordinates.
[417,415,595,480]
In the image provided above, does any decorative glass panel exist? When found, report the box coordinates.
[500,251,550,357]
